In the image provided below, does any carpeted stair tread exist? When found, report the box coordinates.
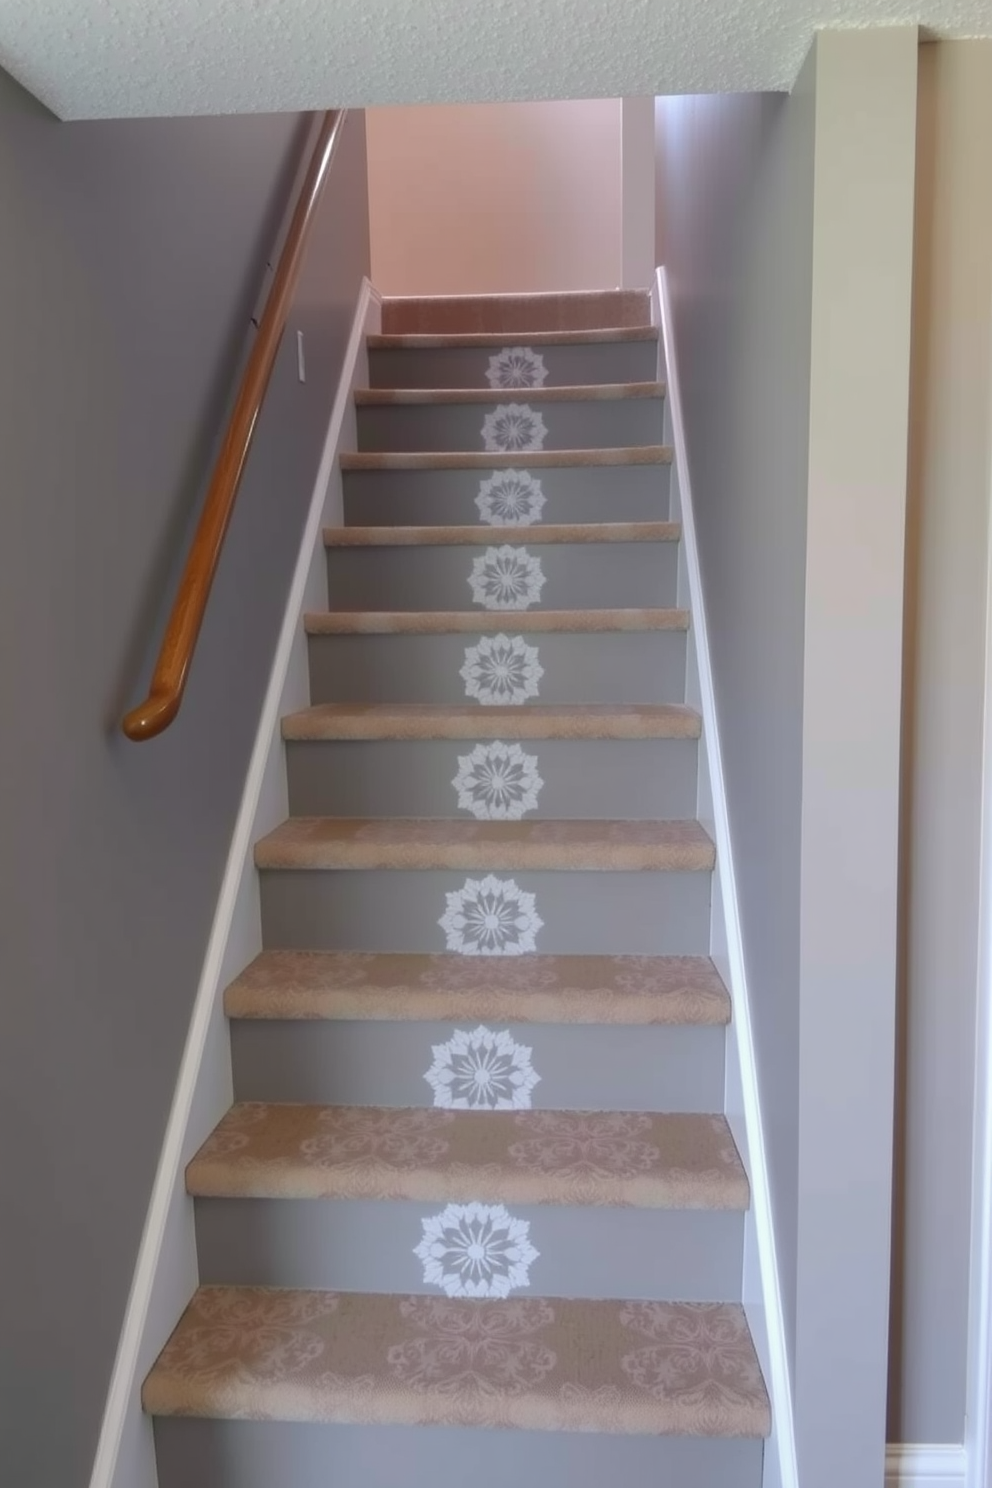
[380,288,653,335]
[224,951,730,1025]
[187,1104,748,1209]
[143,1287,769,1437]
[340,446,672,471]
[281,702,701,742]
[253,817,715,873]
[304,608,689,635]
[354,382,665,406]
[324,521,680,547]
[369,326,659,349]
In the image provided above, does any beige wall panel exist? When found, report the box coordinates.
[367,101,623,296]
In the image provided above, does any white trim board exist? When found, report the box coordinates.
[964,284,992,1488]
[887,1445,967,1487]
[652,266,799,1488]
[87,276,381,1488]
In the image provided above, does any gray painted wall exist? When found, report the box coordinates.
[0,79,370,1487]
[889,40,992,1443]
[655,73,816,1386]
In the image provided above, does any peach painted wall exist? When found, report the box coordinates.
[366,100,623,295]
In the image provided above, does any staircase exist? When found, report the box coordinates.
[142,288,771,1487]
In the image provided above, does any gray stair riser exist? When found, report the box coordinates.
[368,341,660,389]
[153,1418,764,1488]
[307,632,687,706]
[230,1019,726,1110]
[356,399,664,454]
[194,1197,744,1301]
[343,463,672,526]
[259,869,712,956]
[325,541,678,612]
[285,738,699,820]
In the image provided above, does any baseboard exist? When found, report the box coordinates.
[886,1444,967,1487]
[653,266,798,1488]
[88,275,381,1488]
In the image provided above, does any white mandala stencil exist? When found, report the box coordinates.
[485,347,549,390]
[481,403,548,453]
[439,875,543,956]
[424,1026,541,1109]
[468,546,546,611]
[475,470,546,528]
[452,741,543,820]
[415,1202,539,1297]
[460,633,543,707]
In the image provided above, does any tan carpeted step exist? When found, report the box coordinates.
[354,382,665,406]
[304,608,688,635]
[340,445,672,471]
[324,521,680,547]
[144,1286,770,1436]
[380,289,653,335]
[281,702,701,741]
[187,1104,747,1209]
[369,325,659,349]
[253,817,715,873]
[224,951,730,1025]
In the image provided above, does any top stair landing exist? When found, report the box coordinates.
[371,289,659,390]
[379,288,653,335]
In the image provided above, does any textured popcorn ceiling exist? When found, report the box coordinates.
[0,0,990,119]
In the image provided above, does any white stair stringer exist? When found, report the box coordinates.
[654,266,798,1488]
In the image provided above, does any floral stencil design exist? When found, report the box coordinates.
[193,1102,268,1160]
[612,955,682,996]
[150,1287,339,1388]
[439,876,543,957]
[387,1295,557,1400]
[618,1302,767,1433]
[481,404,548,453]
[475,470,546,527]
[414,1202,539,1297]
[460,634,543,707]
[417,957,559,993]
[486,347,549,390]
[468,546,546,611]
[424,1026,541,1109]
[507,1111,661,1178]
[300,1106,454,1167]
[452,741,543,821]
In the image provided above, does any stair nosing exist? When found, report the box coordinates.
[340,445,673,471]
[143,1287,770,1437]
[368,326,659,349]
[303,607,689,635]
[323,521,680,548]
[186,1103,748,1210]
[354,381,665,406]
[252,816,715,873]
[224,950,730,1026]
[280,702,701,742]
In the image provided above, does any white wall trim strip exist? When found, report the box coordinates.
[88,276,381,1488]
[965,285,992,1488]
[654,265,799,1488]
[886,1444,968,1487]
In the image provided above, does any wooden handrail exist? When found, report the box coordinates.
[123,109,348,741]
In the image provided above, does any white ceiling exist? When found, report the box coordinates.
[1,0,990,120]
